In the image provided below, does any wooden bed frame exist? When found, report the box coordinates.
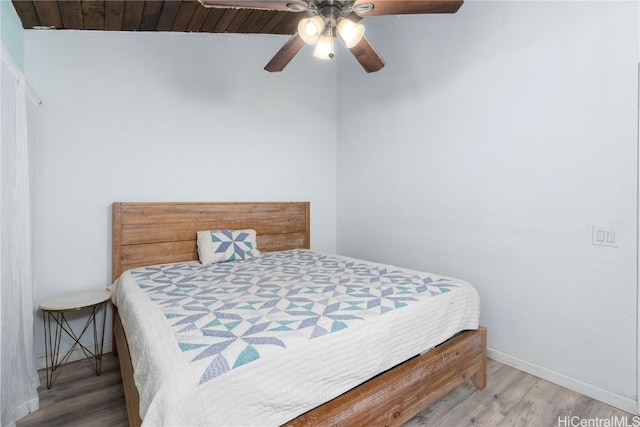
[111,201,487,426]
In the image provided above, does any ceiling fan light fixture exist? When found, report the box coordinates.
[313,35,334,59]
[337,18,365,48]
[298,16,325,45]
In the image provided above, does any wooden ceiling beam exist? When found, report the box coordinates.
[81,1,105,30]
[280,14,300,35]
[58,0,83,29]
[211,8,238,33]
[225,8,252,33]
[236,9,265,33]
[122,1,145,31]
[200,7,225,32]
[186,5,210,32]
[270,12,297,35]
[156,0,181,32]
[12,1,40,29]
[140,1,163,31]
[260,10,287,34]
[248,10,278,34]
[172,1,198,32]
[104,1,124,30]
[32,1,63,28]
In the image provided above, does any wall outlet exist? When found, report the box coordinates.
[592,226,619,248]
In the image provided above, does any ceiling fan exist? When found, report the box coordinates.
[198,0,463,73]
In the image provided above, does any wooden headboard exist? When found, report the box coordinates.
[112,202,310,282]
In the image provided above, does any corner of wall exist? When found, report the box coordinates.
[1,0,25,70]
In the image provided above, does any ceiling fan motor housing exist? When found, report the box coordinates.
[303,0,359,17]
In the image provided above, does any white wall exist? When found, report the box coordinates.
[24,30,337,361]
[337,0,638,408]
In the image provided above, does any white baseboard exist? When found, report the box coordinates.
[488,348,638,415]
[36,341,113,371]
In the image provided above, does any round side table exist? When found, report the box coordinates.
[40,290,111,388]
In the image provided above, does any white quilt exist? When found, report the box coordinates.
[110,250,480,426]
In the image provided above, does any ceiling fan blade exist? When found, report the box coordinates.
[264,33,306,72]
[198,0,305,11]
[348,36,385,73]
[353,0,463,16]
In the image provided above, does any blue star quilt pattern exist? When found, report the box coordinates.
[129,250,458,385]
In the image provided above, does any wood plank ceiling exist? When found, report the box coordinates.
[11,1,300,35]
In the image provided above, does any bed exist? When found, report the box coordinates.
[111,201,486,426]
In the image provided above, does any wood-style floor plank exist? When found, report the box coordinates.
[17,356,633,426]
[17,354,127,427]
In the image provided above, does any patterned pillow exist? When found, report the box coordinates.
[196,229,260,265]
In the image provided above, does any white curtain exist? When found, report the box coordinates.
[0,44,40,427]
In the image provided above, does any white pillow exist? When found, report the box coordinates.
[196,229,260,265]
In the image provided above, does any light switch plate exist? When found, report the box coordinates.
[592,226,619,248]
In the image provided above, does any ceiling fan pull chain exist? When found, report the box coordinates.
[329,7,335,59]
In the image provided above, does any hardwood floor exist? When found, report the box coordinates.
[17,354,633,427]
[17,354,127,427]
[404,360,633,427]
